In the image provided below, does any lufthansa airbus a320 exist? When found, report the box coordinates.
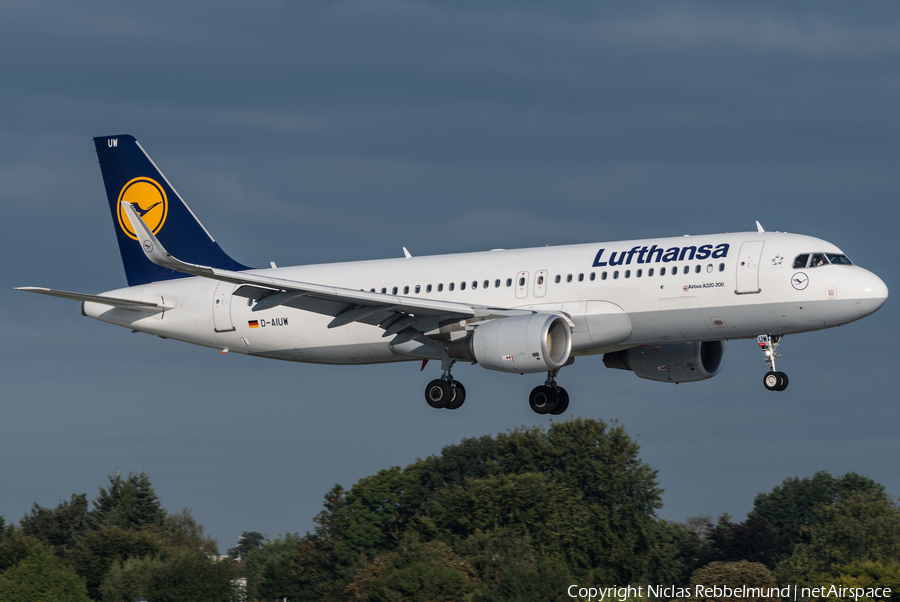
[17,135,889,414]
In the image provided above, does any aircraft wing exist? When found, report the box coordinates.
[14,287,174,312]
[121,202,532,345]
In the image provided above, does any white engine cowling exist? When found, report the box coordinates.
[603,341,725,383]
[448,313,572,374]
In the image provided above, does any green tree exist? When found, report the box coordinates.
[88,471,166,531]
[149,509,219,557]
[0,547,90,602]
[700,514,791,569]
[292,484,348,600]
[100,554,165,602]
[0,533,46,574]
[0,517,13,541]
[344,533,476,602]
[455,530,574,602]
[19,493,89,557]
[243,533,302,600]
[805,560,900,602]
[778,492,900,584]
[687,560,779,602]
[100,551,238,602]
[750,472,885,548]
[228,530,266,560]
[421,472,591,570]
[67,526,163,600]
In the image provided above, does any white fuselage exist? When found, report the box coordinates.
[82,231,888,365]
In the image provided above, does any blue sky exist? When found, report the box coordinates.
[2,1,898,550]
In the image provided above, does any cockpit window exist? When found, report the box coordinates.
[793,254,809,269]
[826,253,852,265]
[810,253,828,267]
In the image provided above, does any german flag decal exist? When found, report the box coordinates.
[248,320,259,328]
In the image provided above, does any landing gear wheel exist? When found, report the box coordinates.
[529,385,558,415]
[763,371,789,392]
[549,387,569,415]
[775,372,789,391]
[446,381,466,410]
[425,379,451,408]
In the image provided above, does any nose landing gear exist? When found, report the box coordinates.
[529,368,569,415]
[424,350,466,410]
[758,334,789,391]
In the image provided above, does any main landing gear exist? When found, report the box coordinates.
[529,368,569,415]
[758,334,789,391]
[424,352,466,410]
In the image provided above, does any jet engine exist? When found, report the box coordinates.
[603,341,725,383]
[447,313,572,374]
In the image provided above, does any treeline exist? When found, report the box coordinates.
[0,471,237,601]
[235,418,900,602]
[2,418,899,602]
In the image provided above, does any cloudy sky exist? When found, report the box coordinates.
[2,1,898,550]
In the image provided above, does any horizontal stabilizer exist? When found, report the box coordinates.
[14,287,174,312]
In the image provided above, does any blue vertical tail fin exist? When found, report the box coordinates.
[94,135,250,286]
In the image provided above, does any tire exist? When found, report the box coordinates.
[425,379,451,408]
[775,372,789,391]
[763,371,780,391]
[529,385,558,415]
[446,381,466,410]
[549,387,569,415]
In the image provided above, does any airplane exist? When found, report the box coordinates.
[17,135,889,415]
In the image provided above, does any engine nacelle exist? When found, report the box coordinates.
[603,341,725,383]
[448,313,572,374]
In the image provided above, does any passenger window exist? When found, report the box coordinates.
[370,288,375,292]
[602,271,608,280]
[793,254,809,269]
[506,278,512,287]
[461,282,467,290]
[810,253,828,267]
[660,267,666,276]
[683,266,689,275]
[537,275,544,285]
[392,287,398,295]
[578,273,584,282]
[706,264,712,273]
[404,286,410,294]
[590,272,596,281]
[648,268,654,277]
[438,283,443,292]
[636,269,642,278]
[567,274,573,283]
[449,282,455,291]
[495,279,501,287]
[472,281,478,289]
[483,280,489,289]
[381,288,387,294]
[695,265,701,274]
[555,275,561,284]
[518,277,525,286]
[613,270,619,279]
[718,263,725,272]
[625,270,631,278]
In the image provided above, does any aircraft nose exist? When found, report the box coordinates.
[851,270,888,313]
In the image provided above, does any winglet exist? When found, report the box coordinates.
[121,200,214,278]
[756,221,765,233]
[403,247,412,259]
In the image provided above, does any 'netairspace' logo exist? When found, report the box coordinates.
[117,177,168,240]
